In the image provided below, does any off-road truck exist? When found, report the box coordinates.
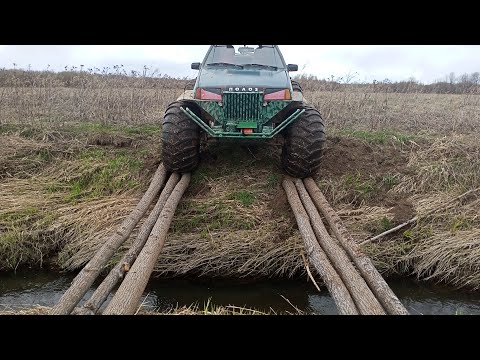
[161,45,325,178]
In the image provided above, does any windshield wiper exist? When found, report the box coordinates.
[243,63,279,70]
[207,62,244,69]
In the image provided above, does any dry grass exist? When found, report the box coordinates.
[305,91,480,134]
[391,135,480,194]
[0,305,50,315]
[152,231,304,278]
[401,190,480,289]
[139,297,276,315]
[150,168,305,278]
[0,134,53,178]
[2,71,479,136]
[0,302,281,315]
[303,130,480,288]
[0,125,156,271]
[1,76,480,290]
[0,68,187,125]
[407,230,480,289]
[0,174,142,270]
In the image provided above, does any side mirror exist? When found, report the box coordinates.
[287,64,298,72]
[191,62,200,70]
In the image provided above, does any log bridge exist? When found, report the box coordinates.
[50,164,409,315]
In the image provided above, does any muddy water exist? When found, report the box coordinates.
[1,271,479,315]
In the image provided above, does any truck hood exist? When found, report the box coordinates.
[197,67,290,89]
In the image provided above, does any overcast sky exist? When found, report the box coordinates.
[0,45,478,84]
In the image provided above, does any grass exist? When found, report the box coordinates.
[267,174,280,188]
[338,129,415,144]
[170,200,258,233]
[380,217,394,232]
[381,174,400,190]
[229,191,255,207]
[150,298,271,315]
[1,78,480,290]
[345,174,376,197]
[73,122,161,137]
[0,124,156,271]
[65,150,142,202]
[0,207,39,223]
[306,90,480,135]
[0,302,287,315]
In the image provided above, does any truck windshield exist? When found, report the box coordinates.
[205,45,286,70]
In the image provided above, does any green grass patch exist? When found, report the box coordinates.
[124,124,161,136]
[0,226,58,270]
[450,216,472,233]
[66,149,143,202]
[72,122,161,138]
[345,173,376,196]
[0,124,59,140]
[0,206,61,270]
[338,129,415,144]
[267,174,279,188]
[402,229,414,240]
[79,147,108,160]
[229,191,255,207]
[380,216,394,232]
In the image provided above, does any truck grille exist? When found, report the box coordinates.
[223,92,263,121]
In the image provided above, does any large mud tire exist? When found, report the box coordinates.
[282,106,326,178]
[291,80,303,93]
[161,100,201,173]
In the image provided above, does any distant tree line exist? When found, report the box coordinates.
[0,66,479,94]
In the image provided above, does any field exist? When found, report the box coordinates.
[1,70,480,290]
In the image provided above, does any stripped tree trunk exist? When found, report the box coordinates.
[103,173,190,315]
[50,163,168,315]
[303,177,409,315]
[73,172,180,315]
[294,178,385,315]
[282,177,358,315]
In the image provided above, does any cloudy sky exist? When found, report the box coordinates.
[0,45,478,84]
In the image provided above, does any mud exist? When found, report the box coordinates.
[320,136,409,178]
[387,198,416,224]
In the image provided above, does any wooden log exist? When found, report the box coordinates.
[303,177,409,315]
[50,163,168,315]
[73,172,181,315]
[103,173,190,315]
[361,217,418,245]
[294,178,385,315]
[282,177,359,315]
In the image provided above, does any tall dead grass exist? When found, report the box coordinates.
[0,68,187,125]
[392,135,480,194]
[1,68,479,135]
[0,303,276,315]
[306,90,480,134]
